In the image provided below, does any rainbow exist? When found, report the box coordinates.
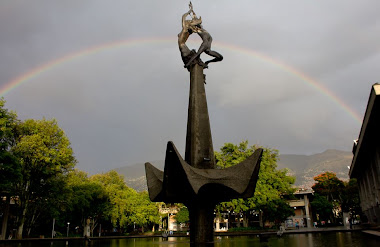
[0,37,362,124]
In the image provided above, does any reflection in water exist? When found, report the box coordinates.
[0,232,378,247]
[307,233,314,247]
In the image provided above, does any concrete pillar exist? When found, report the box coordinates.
[84,219,90,237]
[168,214,172,231]
[343,212,350,228]
[304,194,312,228]
[363,172,370,210]
[215,215,220,232]
[226,215,229,231]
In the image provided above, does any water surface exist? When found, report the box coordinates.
[0,232,378,247]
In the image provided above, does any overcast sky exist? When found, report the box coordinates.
[1,0,378,174]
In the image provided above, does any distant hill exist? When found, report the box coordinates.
[113,149,353,191]
[113,160,164,191]
[114,160,164,179]
[277,149,352,188]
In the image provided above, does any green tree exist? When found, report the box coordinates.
[215,141,295,227]
[215,141,253,169]
[310,194,333,222]
[129,191,161,232]
[312,172,344,202]
[91,171,160,232]
[312,172,361,223]
[12,118,76,239]
[175,206,190,224]
[91,171,134,230]
[65,169,110,236]
[312,172,349,222]
[260,199,295,226]
[0,99,20,192]
[341,178,361,215]
[0,99,21,240]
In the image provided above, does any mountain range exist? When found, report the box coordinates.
[277,149,352,188]
[113,149,353,191]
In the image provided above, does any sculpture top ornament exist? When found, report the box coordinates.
[178,2,223,69]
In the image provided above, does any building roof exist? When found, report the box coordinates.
[294,188,313,195]
[350,83,380,178]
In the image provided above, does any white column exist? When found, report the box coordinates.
[304,195,312,228]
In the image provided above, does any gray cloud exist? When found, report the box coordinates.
[1,0,378,173]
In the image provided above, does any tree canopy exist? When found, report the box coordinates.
[215,141,295,227]
[311,172,361,223]
[64,169,111,236]
[310,194,333,221]
[12,118,76,238]
[0,101,162,238]
[0,99,21,195]
[312,172,344,202]
[175,206,190,224]
[90,171,160,231]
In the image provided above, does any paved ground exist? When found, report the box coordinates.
[362,230,380,237]
[214,225,364,237]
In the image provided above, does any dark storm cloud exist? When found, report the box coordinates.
[1,0,379,173]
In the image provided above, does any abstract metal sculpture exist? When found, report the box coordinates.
[145,3,263,244]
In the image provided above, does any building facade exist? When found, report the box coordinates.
[349,83,380,225]
[286,189,313,228]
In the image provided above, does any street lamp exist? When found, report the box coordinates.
[66,222,70,237]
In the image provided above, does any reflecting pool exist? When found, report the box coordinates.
[0,232,378,247]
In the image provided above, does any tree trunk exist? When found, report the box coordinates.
[90,218,98,237]
[26,208,39,237]
[243,213,249,228]
[16,182,30,239]
[259,211,263,228]
[16,199,28,239]
[1,196,10,240]
[16,216,25,239]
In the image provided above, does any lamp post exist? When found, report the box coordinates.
[66,222,70,237]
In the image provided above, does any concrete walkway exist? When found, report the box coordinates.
[362,229,380,238]
[213,225,365,238]
[283,226,380,238]
[284,225,362,233]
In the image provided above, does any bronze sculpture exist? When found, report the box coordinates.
[178,2,201,62]
[178,2,223,68]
